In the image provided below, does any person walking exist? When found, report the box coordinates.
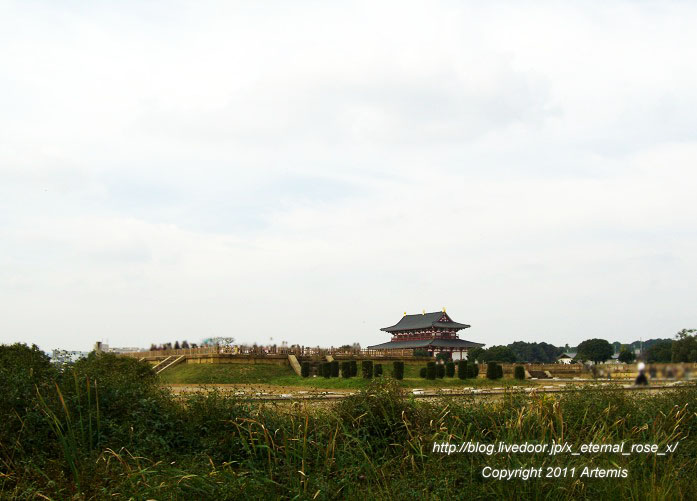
[634,362,648,386]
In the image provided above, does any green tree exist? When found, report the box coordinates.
[672,329,697,362]
[508,341,563,363]
[468,347,484,362]
[645,340,673,363]
[435,352,451,363]
[617,348,635,363]
[478,345,516,363]
[576,338,613,363]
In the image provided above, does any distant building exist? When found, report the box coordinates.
[51,349,88,365]
[94,341,143,354]
[557,353,576,364]
[607,353,622,364]
[367,309,483,360]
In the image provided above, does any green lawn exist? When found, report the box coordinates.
[159,362,531,389]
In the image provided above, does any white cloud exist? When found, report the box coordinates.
[1,1,696,351]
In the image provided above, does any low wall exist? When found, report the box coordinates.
[121,347,218,359]
[185,355,289,366]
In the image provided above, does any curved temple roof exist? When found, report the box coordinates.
[380,311,471,333]
[367,338,484,350]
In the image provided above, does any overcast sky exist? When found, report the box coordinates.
[2,1,696,352]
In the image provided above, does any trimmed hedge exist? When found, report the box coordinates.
[392,361,404,380]
[436,364,445,379]
[301,361,310,378]
[362,360,373,379]
[457,360,467,379]
[497,364,504,379]
[514,365,526,380]
[445,362,455,378]
[468,363,480,378]
[330,360,339,378]
[321,362,331,378]
[350,360,358,377]
[426,361,436,380]
[419,367,427,378]
[374,364,383,377]
[341,361,351,378]
[486,362,501,380]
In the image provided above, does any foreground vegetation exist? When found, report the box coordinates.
[2,344,696,499]
[158,362,531,389]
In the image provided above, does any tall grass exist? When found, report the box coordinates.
[2,345,696,499]
[35,374,101,491]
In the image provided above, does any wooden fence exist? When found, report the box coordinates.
[118,345,419,359]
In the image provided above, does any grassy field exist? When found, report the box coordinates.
[158,362,532,389]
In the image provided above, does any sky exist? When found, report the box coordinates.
[1,1,697,352]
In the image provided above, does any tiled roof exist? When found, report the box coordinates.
[367,338,484,350]
[380,311,471,332]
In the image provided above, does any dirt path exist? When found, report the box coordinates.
[165,380,692,402]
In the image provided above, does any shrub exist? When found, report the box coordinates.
[0,343,58,459]
[330,360,339,377]
[341,361,351,378]
[457,360,468,379]
[57,353,176,460]
[321,362,331,378]
[469,363,480,378]
[374,364,383,377]
[497,364,504,379]
[486,362,500,380]
[301,361,310,378]
[426,361,436,380]
[436,364,445,379]
[445,361,455,378]
[362,360,373,379]
[350,360,358,377]
[514,365,526,380]
[419,367,427,378]
[392,361,404,380]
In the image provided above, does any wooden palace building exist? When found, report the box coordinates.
[367,309,484,359]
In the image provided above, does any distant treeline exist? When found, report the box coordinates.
[459,330,697,364]
[639,330,697,363]
[467,342,563,364]
[149,340,197,350]
[416,342,564,363]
